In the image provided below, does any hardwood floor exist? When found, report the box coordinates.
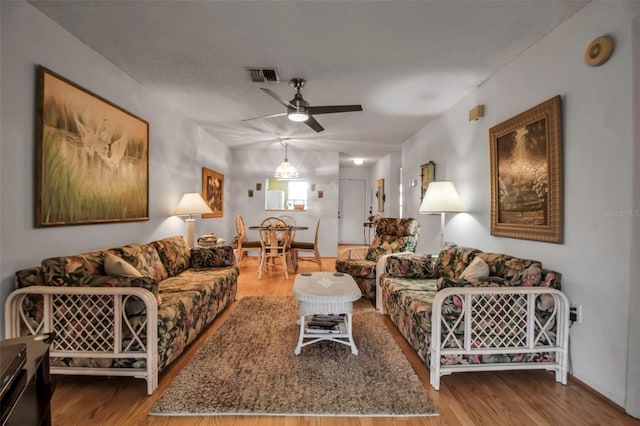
[49,254,638,425]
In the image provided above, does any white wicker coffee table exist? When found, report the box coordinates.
[293,271,362,355]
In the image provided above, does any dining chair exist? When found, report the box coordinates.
[258,216,292,280]
[235,215,261,262]
[290,215,322,271]
[278,215,297,244]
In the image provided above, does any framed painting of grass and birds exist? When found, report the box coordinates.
[35,65,149,227]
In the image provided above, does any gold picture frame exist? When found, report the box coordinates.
[489,95,563,243]
[202,167,224,218]
[420,161,436,202]
[376,179,385,212]
[36,66,149,227]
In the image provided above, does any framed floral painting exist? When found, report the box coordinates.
[202,167,223,218]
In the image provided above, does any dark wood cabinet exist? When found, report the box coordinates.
[1,334,54,426]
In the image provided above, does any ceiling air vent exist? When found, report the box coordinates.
[246,67,280,83]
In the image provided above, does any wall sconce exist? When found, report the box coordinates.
[585,35,614,66]
[469,105,485,122]
[248,189,254,197]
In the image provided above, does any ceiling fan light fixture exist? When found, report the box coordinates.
[246,77,361,133]
[287,111,309,122]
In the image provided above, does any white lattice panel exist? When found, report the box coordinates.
[4,286,159,394]
[469,293,530,349]
[52,294,116,352]
[429,287,569,390]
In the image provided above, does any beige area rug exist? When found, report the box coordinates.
[150,296,438,417]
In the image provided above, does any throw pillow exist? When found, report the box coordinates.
[104,253,143,277]
[459,256,490,285]
[190,246,235,268]
[109,243,169,281]
[153,236,191,277]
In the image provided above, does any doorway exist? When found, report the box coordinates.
[338,179,367,244]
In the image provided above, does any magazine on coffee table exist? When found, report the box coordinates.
[304,315,346,334]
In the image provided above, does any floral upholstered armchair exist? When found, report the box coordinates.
[335,217,420,300]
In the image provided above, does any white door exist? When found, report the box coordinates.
[338,179,367,244]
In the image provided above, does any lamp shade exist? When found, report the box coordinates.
[173,193,213,217]
[419,181,464,214]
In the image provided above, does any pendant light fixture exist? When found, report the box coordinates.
[273,140,299,179]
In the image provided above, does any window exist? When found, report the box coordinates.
[265,179,308,210]
[287,181,308,210]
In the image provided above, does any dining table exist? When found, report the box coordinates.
[248,225,309,231]
[248,224,309,273]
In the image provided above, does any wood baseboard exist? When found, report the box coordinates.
[568,374,628,414]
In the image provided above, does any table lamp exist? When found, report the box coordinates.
[418,181,464,251]
[173,193,213,247]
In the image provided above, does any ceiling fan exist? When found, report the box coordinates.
[243,78,363,133]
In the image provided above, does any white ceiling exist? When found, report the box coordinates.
[29,0,588,166]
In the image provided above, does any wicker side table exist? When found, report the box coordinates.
[293,272,362,355]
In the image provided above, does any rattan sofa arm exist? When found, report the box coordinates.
[429,286,570,390]
[4,285,159,395]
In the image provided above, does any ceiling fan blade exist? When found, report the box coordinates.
[306,105,363,115]
[304,115,324,133]
[260,88,294,108]
[242,112,287,122]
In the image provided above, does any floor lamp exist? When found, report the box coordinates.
[173,193,213,247]
[418,181,464,251]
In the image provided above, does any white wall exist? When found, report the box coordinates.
[0,2,233,335]
[230,148,339,257]
[402,1,639,408]
[626,17,640,420]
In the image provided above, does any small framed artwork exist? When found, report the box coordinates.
[310,183,316,192]
[489,95,563,243]
[248,189,254,197]
[317,190,324,199]
[376,178,385,212]
[35,65,149,227]
[420,161,436,202]
[255,183,262,191]
[202,167,224,218]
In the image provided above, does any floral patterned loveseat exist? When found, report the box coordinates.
[5,235,238,395]
[335,217,420,300]
[378,243,570,389]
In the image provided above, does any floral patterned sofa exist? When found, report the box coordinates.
[335,217,420,300]
[378,244,570,389]
[5,235,238,395]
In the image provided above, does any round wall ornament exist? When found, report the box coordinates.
[584,35,614,66]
